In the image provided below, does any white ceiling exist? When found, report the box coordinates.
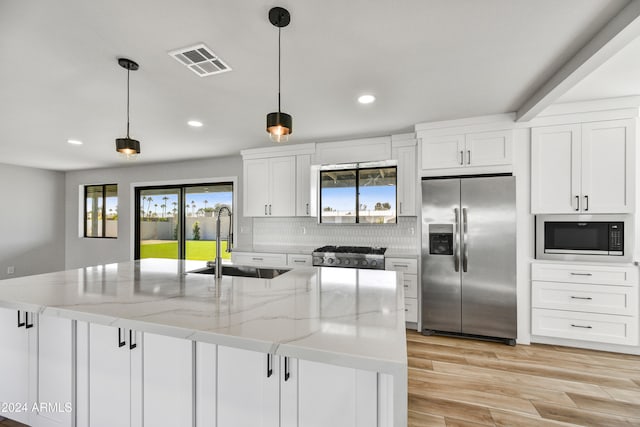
[0,0,632,171]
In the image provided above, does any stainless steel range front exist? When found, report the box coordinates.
[312,246,386,270]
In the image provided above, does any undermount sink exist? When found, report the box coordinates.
[188,265,290,279]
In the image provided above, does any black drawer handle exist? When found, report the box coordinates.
[571,324,593,329]
[266,354,273,378]
[129,329,137,350]
[570,296,593,300]
[25,312,34,329]
[118,328,126,348]
[284,357,290,382]
[17,311,25,328]
[570,273,593,276]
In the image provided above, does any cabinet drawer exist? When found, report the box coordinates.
[532,263,638,285]
[385,258,418,274]
[400,274,418,299]
[404,298,418,323]
[532,308,638,346]
[287,254,313,267]
[532,281,637,316]
[231,252,287,268]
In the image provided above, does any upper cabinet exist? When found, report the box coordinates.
[242,144,316,218]
[314,136,391,165]
[421,129,512,172]
[531,119,635,214]
[392,134,417,216]
[244,156,296,217]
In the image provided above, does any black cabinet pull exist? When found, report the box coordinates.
[118,328,126,348]
[575,195,579,211]
[584,195,589,211]
[266,354,273,378]
[17,311,25,328]
[25,312,34,329]
[284,357,290,382]
[129,329,137,350]
[571,324,593,329]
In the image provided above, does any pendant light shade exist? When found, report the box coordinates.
[266,7,292,143]
[115,58,141,158]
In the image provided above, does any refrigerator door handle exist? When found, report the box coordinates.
[454,208,460,272]
[462,207,468,272]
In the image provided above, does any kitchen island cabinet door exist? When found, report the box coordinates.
[0,308,30,425]
[28,315,74,427]
[217,346,279,427]
[88,324,133,427]
[294,359,377,427]
[141,333,192,427]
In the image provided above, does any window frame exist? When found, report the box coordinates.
[84,183,118,239]
[319,163,397,224]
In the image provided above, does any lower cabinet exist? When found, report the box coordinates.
[213,345,379,427]
[217,346,279,427]
[0,308,73,427]
[385,257,419,327]
[531,262,639,347]
[0,308,31,425]
[83,324,193,427]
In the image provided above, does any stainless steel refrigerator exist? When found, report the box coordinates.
[421,175,517,343]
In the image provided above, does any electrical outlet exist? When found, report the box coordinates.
[7,266,15,275]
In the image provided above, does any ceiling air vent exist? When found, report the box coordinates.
[169,43,231,77]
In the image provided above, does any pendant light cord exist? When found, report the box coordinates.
[277,26,281,113]
[126,68,131,138]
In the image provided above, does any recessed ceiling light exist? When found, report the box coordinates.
[67,139,83,145]
[358,94,376,104]
[188,120,203,127]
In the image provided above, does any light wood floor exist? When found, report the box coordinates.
[3,332,639,427]
[407,330,640,427]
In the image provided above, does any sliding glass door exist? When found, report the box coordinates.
[135,183,233,261]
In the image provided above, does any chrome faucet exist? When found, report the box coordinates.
[215,206,233,279]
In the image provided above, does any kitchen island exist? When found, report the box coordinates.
[0,258,407,427]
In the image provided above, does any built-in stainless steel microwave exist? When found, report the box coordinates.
[536,215,632,262]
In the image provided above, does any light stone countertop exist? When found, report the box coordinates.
[0,259,407,375]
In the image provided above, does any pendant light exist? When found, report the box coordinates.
[115,58,141,158]
[266,7,292,143]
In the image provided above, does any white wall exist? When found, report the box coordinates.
[64,156,247,269]
[0,163,66,279]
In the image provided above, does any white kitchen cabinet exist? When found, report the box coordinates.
[421,134,465,169]
[296,154,312,216]
[217,346,279,427]
[287,253,313,267]
[243,156,296,217]
[386,257,419,327]
[421,130,512,172]
[88,324,138,427]
[232,251,288,268]
[0,308,31,425]
[286,358,377,427]
[531,119,635,214]
[531,262,639,347]
[0,310,74,427]
[393,140,417,216]
[142,333,193,427]
[86,324,193,427]
[29,315,74,427]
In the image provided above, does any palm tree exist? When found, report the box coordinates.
[172,201,177,217]
[146,197,154,220]
[191,201,196,217]
[162,196,169,217]
[154,204,158,219]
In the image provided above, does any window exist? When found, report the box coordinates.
[85,184,118,238]
[135,182,233,261]
[320,163,397,224]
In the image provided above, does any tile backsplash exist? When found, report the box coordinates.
[252,216,419,252]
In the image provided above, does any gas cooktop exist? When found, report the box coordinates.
[312,246,387,270]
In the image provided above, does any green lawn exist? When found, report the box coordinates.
[140,240,231,261]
